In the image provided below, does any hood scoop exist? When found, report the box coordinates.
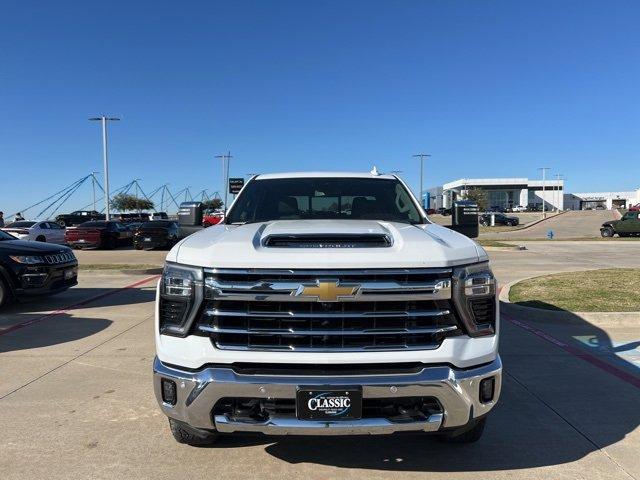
[262,233,392,248]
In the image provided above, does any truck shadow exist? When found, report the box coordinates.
[0,286,154,352]
[213,301,640,472]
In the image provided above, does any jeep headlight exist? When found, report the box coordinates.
[452,262,497,337]
[10,255,45,265]
[159,262,204,336]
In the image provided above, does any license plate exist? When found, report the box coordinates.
[78,239,86,243]
[64,268,76,280]
[296,387,362,420]
[144,237,152,242]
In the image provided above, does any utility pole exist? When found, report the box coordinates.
[215,151,233,215]
[538,167,550,218]
[89,116,120,220]
[413,154,431,208]
[555,174,564,212]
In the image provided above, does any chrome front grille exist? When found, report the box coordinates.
[44,252,76,264]
[199,268,460,352]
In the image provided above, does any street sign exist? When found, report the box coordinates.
[228,178,245,194]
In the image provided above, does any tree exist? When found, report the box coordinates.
[110,193,155,212]
[463,188,488,211]
[202,198,223,211]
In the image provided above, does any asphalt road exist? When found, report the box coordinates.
[0,245,639,480]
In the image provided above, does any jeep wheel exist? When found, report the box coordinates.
[0,277,10,309]
[439,417,486,443]
[601,227,614,238]
[168,418,218,446]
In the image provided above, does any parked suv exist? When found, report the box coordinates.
[601,211,640,237]
[153,172,501,446]
[479,212,519,227]
[0,229,77,309]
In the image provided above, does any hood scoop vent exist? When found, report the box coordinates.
[262,233,392,248]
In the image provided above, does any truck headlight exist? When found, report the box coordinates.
[452,262,497,337]
[159,262,204,337]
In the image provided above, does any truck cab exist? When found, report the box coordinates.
[153,172,501,445]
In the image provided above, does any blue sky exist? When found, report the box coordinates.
[1,0,639,216]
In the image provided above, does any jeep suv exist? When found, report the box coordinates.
[153,172,501,445]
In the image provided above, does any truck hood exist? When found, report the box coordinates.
[168,220,486,269]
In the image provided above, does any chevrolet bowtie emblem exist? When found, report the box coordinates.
[296,280,359,302]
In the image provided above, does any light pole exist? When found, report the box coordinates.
[215,151,233,215]
[413,154,431,208]
[555,174,563,212]
[89,116,120,220]
[538,167,550,218]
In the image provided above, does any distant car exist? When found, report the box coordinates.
[113,213,151,223]
[595,205,606,210]
[0,230,78,309]
[149,212,169,221]
[65,221,133,249]
[426,208,436,215]
[202,210,224,227]
[55,210,104,227]
[436,207,451,216]
[629,204,640,212]
[512,205,527,213]
[133,221,180,250]
[1,221,66,244]
[479,212,519,227]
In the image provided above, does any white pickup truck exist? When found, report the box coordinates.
[153,171,501,445]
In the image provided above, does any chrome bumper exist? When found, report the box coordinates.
[153,356,502,435]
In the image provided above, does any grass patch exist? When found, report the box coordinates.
[509,268,640,312]
[477,240,517,248]
[79,264,161,271]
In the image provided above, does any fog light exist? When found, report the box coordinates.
[161,379,177,406]
[480,377,495,403]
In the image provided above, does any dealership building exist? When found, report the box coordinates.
[424,178,640,211]
[425,178,564,211]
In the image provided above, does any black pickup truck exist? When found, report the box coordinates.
[55,210,105,227]
[601,211,640,237]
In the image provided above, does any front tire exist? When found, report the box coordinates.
[601,227,614,238]
[439,417,486,444]
[168,418,218,446]
[36,235,46,242]
[0,277,10,309]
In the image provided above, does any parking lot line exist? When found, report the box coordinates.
[0,275,160,337]
[503,313,640,390]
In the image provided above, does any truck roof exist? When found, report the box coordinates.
[254,171,398,180]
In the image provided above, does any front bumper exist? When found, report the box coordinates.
[153,356,502,435]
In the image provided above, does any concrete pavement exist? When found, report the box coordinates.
[0,247,638,479]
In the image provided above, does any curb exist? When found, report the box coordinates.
[500,276,640,327]
[482,245,527,252]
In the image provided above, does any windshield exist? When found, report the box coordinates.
[226,177,424,224]
[7,221,36,228]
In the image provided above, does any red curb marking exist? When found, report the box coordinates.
[0,275,160,337]
[502,312,640,390]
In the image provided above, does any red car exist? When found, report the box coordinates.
[65,221,133,249]
[202,211,224,227]
[629,204,640,212]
